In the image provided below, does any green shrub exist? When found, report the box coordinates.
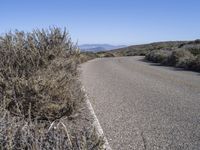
[167,49,194,66]
[187,46,200,56]
[145,50,171,64]
[124,49,148,56]
[145,48,200,72]
[96,51,115,57]
[102,52,115,57]
[175,54,195,69]
[179,40,200,55]
[191,54,200,71]
[194,39,200,44]
[78,52,99,63]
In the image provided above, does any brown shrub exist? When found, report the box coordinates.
[0,27,80,120]
[0,27,105,149]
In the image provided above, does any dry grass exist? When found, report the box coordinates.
[0,27,105,149]
[0,109,105,149]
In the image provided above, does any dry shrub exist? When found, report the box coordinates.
[0,110,105,149]
[0,27,80,120]
[0,28,78,79]
[0,27,105,149]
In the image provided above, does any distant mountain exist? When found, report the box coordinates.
[79,44,126,52]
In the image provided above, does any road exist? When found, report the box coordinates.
[80,56,200,150]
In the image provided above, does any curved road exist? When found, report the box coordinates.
[80,56,200,150]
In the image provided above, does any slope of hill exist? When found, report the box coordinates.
[110,41,187,56]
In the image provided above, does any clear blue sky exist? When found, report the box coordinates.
[1,0,200,45]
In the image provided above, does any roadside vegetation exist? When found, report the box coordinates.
[0,27,104,149]
[145,40,200,72]
[96,51,115,58]
[78,51,115,63]
[78,52,99,63]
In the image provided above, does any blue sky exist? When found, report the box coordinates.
[0,0,200,45]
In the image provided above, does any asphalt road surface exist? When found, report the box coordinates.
[80,56,200,150]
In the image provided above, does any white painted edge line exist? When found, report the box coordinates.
[81,86,112,150]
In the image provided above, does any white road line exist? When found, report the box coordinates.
[81,86,112,150]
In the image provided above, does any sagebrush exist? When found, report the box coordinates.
[0,27,104,149]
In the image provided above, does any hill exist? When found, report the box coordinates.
[110,41,187,56]
[79,44,126,52]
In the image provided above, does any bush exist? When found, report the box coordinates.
[78,52,99,63]
[96,51,115,57]
[102,52,115,57]
[0,27,80,120]
[187,46,200,56]
[0,28,105,149]
[145,50,171,64]
[175,54,195,69]
[167,49,194,66]
[145,48,200,72]
[194,39,200,44]
[191,54,200,71]
[0,28,77,78]
[179,40,200,55]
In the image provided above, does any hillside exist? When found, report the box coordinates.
[110,41,187,56]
